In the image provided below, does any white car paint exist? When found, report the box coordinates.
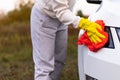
[78,0,120,80]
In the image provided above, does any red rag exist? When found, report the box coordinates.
[78,20,108,52]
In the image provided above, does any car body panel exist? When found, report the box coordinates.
[78,0,120,80]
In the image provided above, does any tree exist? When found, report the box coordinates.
[0,0,33,25]
[0,10,5,19]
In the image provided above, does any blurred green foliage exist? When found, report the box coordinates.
[0,22,79,80]
[0,1,33,25]
[0,1,34,80]
[0,22,33,80]
[0,1,82,80]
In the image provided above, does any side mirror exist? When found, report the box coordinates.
[86,0,102,4]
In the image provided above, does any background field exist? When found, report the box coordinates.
[0,22,79,80]
[0,1,85,80]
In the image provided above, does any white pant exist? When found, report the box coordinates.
[30,3,68,80]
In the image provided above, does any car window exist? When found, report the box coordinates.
[116,28,120,42]
[104,26,115,49]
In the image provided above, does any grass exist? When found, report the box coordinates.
[60,28,79,80]
[0,22,79,80]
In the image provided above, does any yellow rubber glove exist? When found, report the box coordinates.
[78,18,105,43]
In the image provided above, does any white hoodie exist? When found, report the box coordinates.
[36,0,81,28]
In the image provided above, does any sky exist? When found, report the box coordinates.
[0,0,16,13]
[0,0,100,15]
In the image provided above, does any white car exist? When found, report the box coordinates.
[78,0,120,80]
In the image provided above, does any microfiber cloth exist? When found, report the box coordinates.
[78,20,108,52]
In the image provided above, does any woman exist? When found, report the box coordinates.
[30,0,105,80]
